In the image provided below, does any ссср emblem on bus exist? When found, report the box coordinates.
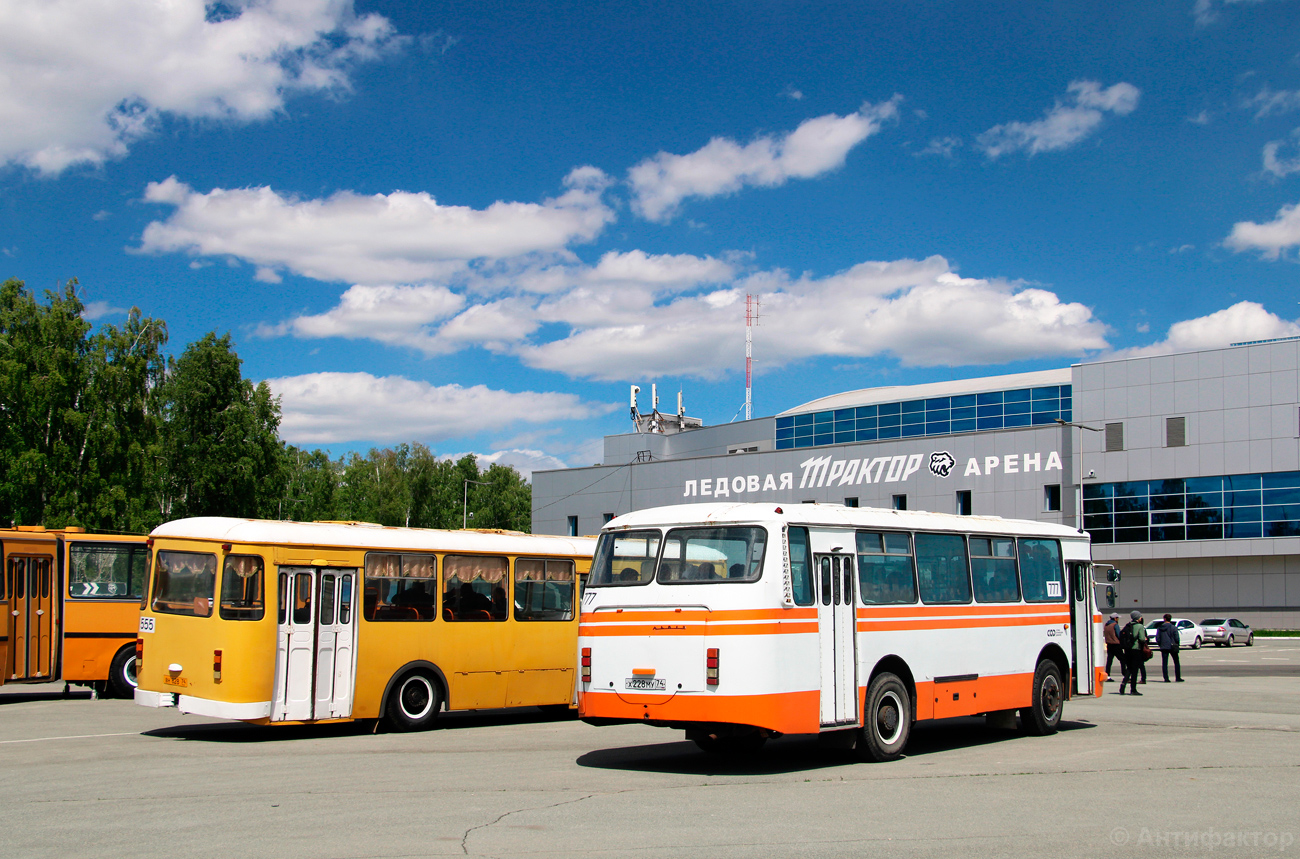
[929,451,956,478]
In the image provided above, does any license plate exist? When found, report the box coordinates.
[625,677,666,691]
[162,675,189,688]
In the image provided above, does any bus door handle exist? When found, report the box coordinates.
[36,609,44,615]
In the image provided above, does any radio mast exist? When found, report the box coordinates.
[745,294,759,421]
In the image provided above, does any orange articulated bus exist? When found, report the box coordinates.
[2,527,149,697]
[135,518,597,729]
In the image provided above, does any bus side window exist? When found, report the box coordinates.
[788,527,814,606]
[915,533,971,605]
[278,572,288,624]
[293,572,312,624]
[220,555,265,621]
[856,531,916,605]
[820,556,833,606]
[339,575,352,624]
[1020,539,1064,602]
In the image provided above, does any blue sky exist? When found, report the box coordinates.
[3,0,1300,476]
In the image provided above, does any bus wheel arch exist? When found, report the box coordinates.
[108,643,139,699]
[1020,646,1068,736]
[855,656,915,763]
[867,656,916,722]
[381,661,448,732]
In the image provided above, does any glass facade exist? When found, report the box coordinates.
[775,385,1071,450]
[1084,471,1300,544]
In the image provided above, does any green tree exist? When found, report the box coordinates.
[157,332,283,520]
[280,445,341,522]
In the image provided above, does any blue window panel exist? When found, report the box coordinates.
[1225,473,1261,490]
[1187,507,1224,524]
[1031,402,1059,416]
[1185,476,1223,494]
[1185,492,1222,510]
[1228,490,1261,506]
[1151,526,1185,541]
[951,394,977,408]
[900,424,925,438]
[776,437,794,450]
[1003,388,1031,403]
[776,426,795,440]
[834,430,856,444]
[1084,498,1113,514]
[878,401,901,416]
[1226,506,1261,522]
[814,411,833,426]
[1004,400,1031,415]
[1060,409,1072,422]
[1264,487,1300,505]
[1003,413,1031,428]
[794,413,814,427]
[1084,514,1113,530]
[951,418,976,433]
[834,408,855,421]
[1226,522,1262,538]
[926,421,950,435]
[835,421,855,435]
[1113,496,1148,515]
[1088,529,1114,544]
[1265,520,1300,537]
[1061,385,1072,397]
[1262,471,1300,489]
[1112,481,1150,499]
[878,412,901,428]
[1150,494,1184,511]
[951,406,976,421]
[1186,524,1223,540]
[776,416,795,430]
[1031,386,1059,400]
[855,405,878,419]
[925,397,951,409]
[1114,512,1148,528]
[814,432,834,446]
[1114,528,1150,543]
[1031,412,1059,426]
[976,391,1003,405]
[1084,483,1114,499]
[1151,511,1185,525]
[976,416,1004,431]
[977,404,1005,418]
[878,425,901,439]
[1150,478,1186,495]
[1264,504,1300,521]
[901,399,925,415]
[855,428,878,442]
[856,418,878,431]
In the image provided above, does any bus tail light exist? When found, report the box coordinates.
[581,647,591,683]
[136,638,143,674]
[213,650,222,683]
[706,648,719,686]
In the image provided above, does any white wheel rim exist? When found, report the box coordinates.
[399,676,434,720]
[124,654,138,688]
[875,690,904,745]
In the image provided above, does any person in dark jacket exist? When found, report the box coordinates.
[1120,610,1147,696]
[1103,613,1123,681]
[1157,613,1183,682]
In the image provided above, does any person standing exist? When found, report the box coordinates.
[1103,613,1123,682]
[1120,610,1147,695]
[1157,613,1183,682]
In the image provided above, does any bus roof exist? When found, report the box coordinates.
[151,517,597,556]
[604,502,1086,541]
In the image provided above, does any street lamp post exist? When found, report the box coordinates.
[1055,418,1104,530]
[463,479,490,529]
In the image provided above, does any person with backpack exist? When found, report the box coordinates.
[1103,613,1123,681]
[1119,610,1147,695]
[1157,613,1184,682]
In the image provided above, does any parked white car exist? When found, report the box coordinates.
[1199,618,1254,647]
[1145,618,1204,649]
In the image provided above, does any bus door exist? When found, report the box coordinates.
[1067,561,1094,696]
[813,552,858,727]
[272,567,357,721]
[6,556,55,681]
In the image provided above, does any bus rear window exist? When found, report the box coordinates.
[658,526,766,584]
[69,543,148,599]
[152,551,217,617]
[588,530,661,586]
[220,555,265,620]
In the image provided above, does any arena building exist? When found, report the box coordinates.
[532,338,1300,629]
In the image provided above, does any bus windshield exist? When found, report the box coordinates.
[588,530,661,586]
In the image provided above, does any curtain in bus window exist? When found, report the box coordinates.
[970,537,1020,603]
[152,551,217,617]
[68,545,147,599]
[219,555,265,620]
[856,531,916,605]
[363,553,437,621]
[1019,538,1064,602]
[915,533,971,604]
[514,558,575,621]
[789,527,815,606]
[588,530,661,586]
[443,554,509,621]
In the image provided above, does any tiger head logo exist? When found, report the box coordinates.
[929,451,956,478]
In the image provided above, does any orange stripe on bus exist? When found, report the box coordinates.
[858,615,1068,632]
[856,603,1069,618]
[581,622,820,637]
[579,688,821,735]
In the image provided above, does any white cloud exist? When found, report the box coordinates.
[1247,87,1300,119]
[781,85,804,101]
[81,300,127,320]
[0,0,402,175]
[1224,200,1300,258]
[919,136,962,158]
[136,168,614,283]
[977,81,1140,159]
[1118,302,1300,357]
[1263,129,1300,177]
[462,449,570,481]
[266,372,616,445]
[627,97,902,222]
[1194,0,1282,27]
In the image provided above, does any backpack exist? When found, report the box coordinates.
[1119,622,1137,649]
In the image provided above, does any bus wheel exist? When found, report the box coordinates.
[688,729,767,756]
[386,672,442,732]
[108,645,139,700]
[1020,659,1063,736]
[856,672,911,762]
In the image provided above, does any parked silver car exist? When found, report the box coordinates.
[1198,617,1254,647]
[1145,618,1204,649]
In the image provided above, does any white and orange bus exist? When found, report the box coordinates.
[2,527,149,697]
[577,502,1101,760]
[135,518,595,729]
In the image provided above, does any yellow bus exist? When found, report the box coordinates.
[2,527,149,697]
[135,518,596,730]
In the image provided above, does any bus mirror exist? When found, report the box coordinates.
[1106,569,1121,582]
[1105,586,1117,608]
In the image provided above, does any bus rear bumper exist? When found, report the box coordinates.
[177,695,272,721]
[135,689,177,708]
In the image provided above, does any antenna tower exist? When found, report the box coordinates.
[745,294,760,420]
